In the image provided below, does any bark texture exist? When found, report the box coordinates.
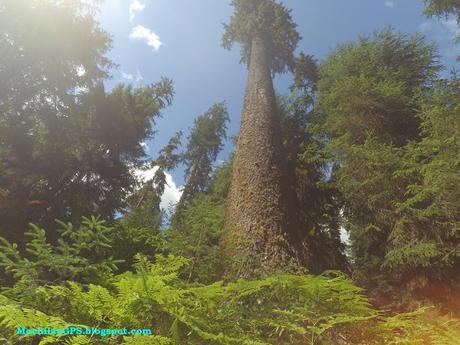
[222,36,308,278]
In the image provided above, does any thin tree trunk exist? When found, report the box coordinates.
[222,35,308,278]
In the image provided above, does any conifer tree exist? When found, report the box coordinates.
[0,0,174,243]
[221,0,308,277]
[316,29,442,297]
[424,1,460,27]
[177,102,229,211]
[423,0,460,59]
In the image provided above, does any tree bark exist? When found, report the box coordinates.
[222,35,308,278]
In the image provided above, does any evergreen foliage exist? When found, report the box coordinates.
[314,28,459,302]
[222,0,301,74]
[424,0,460,16]
[424,0,460,59]
[280,53,347,273]
[177,103,229,210]
[317,28,439,147]
[279,102,347,273]
[383,75,460,304]
[167,162,231,283]
[111,133,183,272]
[0,0,174,243]
[152,132,184,200]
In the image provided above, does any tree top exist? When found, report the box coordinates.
[222,0,301,74]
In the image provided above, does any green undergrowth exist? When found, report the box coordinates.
[1,253,459,345]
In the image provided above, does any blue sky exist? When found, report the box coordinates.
[96,0,459,204]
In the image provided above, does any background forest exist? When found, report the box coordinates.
[0,0,459,344]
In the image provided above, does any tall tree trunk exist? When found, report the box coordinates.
[222,35,308,278]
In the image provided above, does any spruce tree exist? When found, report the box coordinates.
[177,102,229,211]
[221,0,308,277]
[316,29,442,297]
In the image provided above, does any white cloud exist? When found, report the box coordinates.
[121,69,144,84]
[134,166,182,211]
[133,166,155,184]
[441,17,460,38]
[129,0,145,21]
[417,16,460,59]
[121,71,134,81]
[130,25,162,51]
[419,16,460,38]
[384,1,395,8]
[161,173,182,210]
